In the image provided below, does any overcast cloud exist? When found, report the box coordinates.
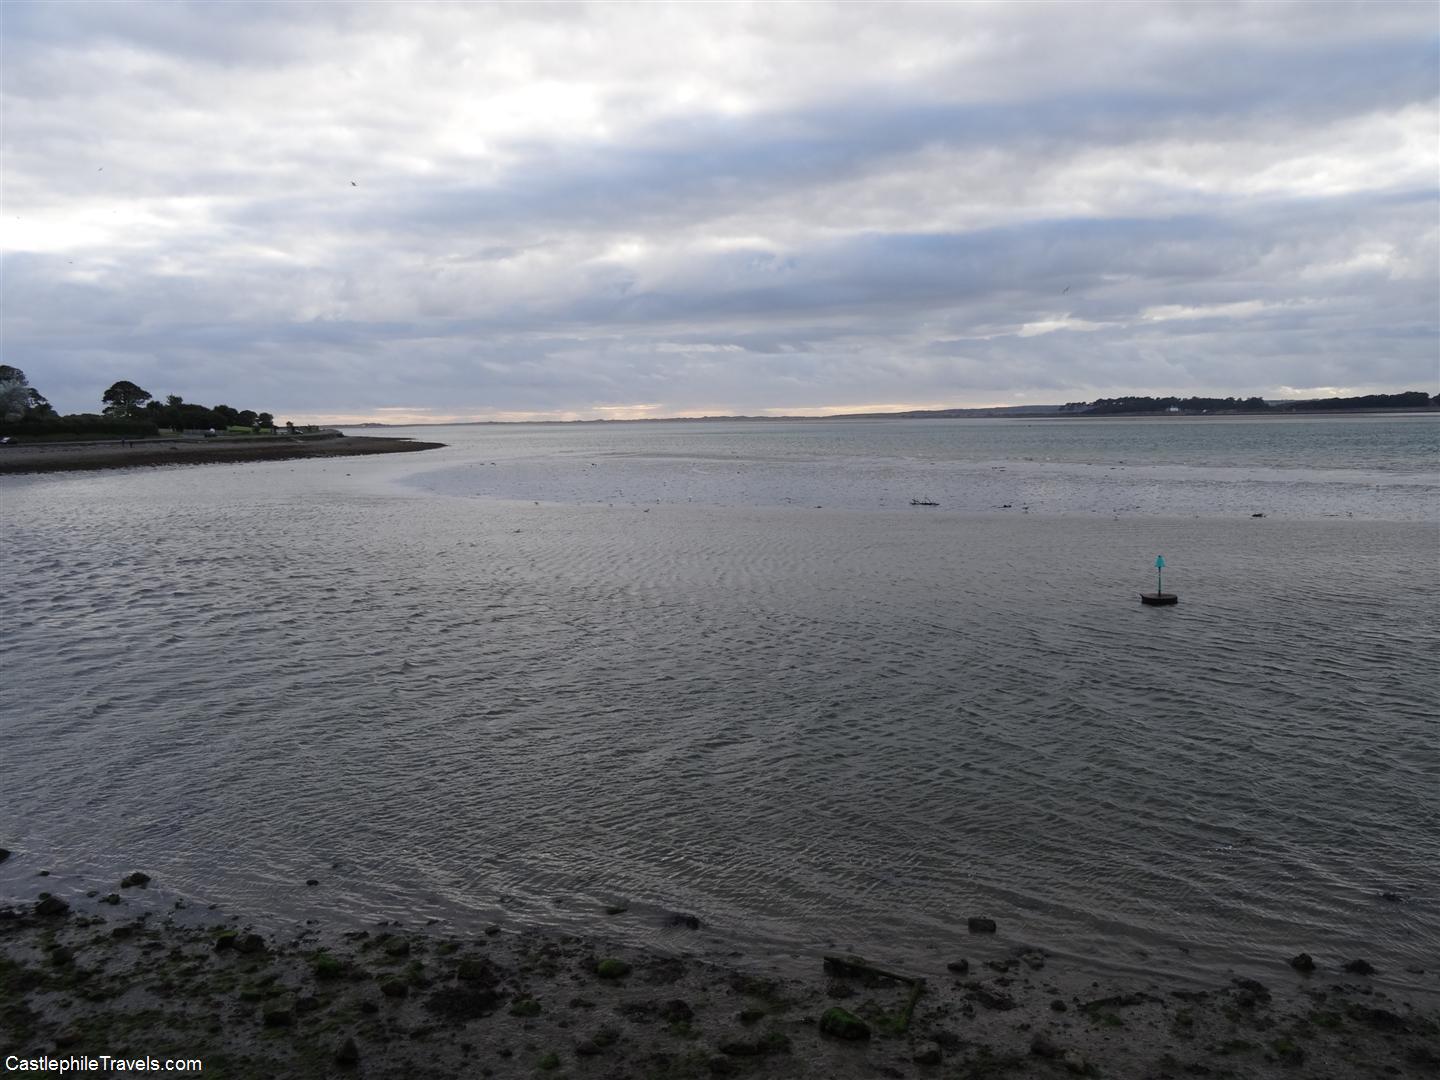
[3,1,1436,422]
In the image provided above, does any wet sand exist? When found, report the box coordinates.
[0,435,445,475]
[3,875,1436,1080]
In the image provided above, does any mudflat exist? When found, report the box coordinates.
[3,884,1437,1080]
[0,434,445,475]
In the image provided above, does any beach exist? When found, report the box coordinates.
[4,867,1436,1079]
[0,434,445,475]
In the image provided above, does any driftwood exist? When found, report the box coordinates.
[821,954,927,1033]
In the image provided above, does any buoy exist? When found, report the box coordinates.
[1141,554,1178,605]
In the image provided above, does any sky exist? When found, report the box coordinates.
[2,1,1437,424]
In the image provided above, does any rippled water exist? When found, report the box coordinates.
[2,417,1437,993]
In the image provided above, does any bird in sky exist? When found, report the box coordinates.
[350,181,358,187]
[1062,285,1070,294]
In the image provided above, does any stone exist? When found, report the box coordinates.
[967,917,997,934]
[574,1039,603,1056]
[235,933,266,955]
[0,848,9,863]
[120,871,151,889]
[946,959,970,975]
[1030,1034,1062,1058]
[1063,1050,1089,1074]
[49,946,75,966]
[384,937,411,957]
[667,912,702,930]
[101,894,121,905]
[913,1047,942,1066]
[34,894,70,917]
[967,983,1017,1011]
[659,1000,693,1022]
[1289,953,1315,972]
[1343,958,1376,976]
[458,958,499,985]
[335,1037,360,1066]
[819,1007,870,1040]
[306,879,320,887]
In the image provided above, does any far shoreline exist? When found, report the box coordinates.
[0,433,447,476]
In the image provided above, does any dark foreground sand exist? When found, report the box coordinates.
[0,434,445,475]
[3,878,1436,1080]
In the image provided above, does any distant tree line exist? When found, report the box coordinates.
[1062,391,1437,415]
[0,368,278,438]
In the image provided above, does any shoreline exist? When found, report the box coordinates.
[0,435,446,476]
[3,869,1435,1079]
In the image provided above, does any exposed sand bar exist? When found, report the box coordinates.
[2,878,1436,1080]
[0,434,445,475]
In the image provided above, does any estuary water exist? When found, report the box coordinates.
[2,415,1437,992]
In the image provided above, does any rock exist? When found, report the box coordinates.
[54,1028,80,1048]
[50,946,75,966]
[1230,978,1271,1006]
[1289,952,1315,972]
[0,849,9,863]
[483,924,501,936]
[1380,891,1402,902]
[457,958,499,985]
[946,959,970,975]
[591,1028,620,1048]
[335,1037,360,1066]
[120,871,151,889]
[306,879,320,887]
[1031,1034,1063,1058]
[604,904,628,915]
[737,1008,765,1025]
[101,893,121,905]
[667,912,702,930]
[1050,999,1068,1012]
[966,983,1017,1011]
[384,937,411,957]
[659,1000,693,1022]
[819,1006,870,1040]
[262,1007,294,1027]
[235,933,266,955]
[1343,958,1376,976]
[1063,1050,1089,1074]
[967,917,997,934]
[111,926,134,940]
[1347,1005,1408,1031]
[574,1039,603,1056]
[34,894,70,917]
[359,1000,380,1015]
[1019,950,1046,970]
[596,958,631,979]
[214,930,239,951]
[1271,1037,1304,1065]
[380,979,409,999]
[424,985,498,1019]
[914,1047,943,1066]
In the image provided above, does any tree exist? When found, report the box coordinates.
[26,388,56,417]
[0,365,32,420]
[102,380,153,419]
[257,412,274,429]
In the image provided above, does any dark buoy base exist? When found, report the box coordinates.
[1140,592,1179,606]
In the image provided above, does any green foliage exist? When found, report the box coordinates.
[0,414,158,438]
[102,380,152,419]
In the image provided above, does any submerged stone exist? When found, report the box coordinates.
[819,1007,870,1040]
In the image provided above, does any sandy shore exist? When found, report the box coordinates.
[2,873,1435,1080]
[0,434,445,475]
